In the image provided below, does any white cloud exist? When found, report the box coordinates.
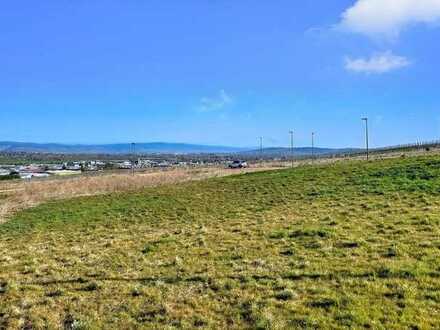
[345,51,410,73]
[197,90,233,112]
[340,0,440,38]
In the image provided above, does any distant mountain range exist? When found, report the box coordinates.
[0,141,360,156]
[0,141,247,155]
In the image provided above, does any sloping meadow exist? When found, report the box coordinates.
[1,156,440,328]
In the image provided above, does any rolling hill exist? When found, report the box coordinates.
[1,155,439,328]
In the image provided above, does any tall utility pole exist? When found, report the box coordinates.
[259,137,263,161]
[312,132,315,162]
[289,130,294,168]
[362,118,369,160]
[131,142,136,175]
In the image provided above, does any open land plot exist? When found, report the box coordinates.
[0,156,440,328]
[0,165,283,224]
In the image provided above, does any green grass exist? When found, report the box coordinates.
[1,156,440,329]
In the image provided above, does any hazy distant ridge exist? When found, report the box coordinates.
[0,141,247,154]
[0,141,360,156]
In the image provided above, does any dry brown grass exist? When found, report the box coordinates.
[0,165,284,223]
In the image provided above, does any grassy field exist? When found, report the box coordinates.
[1,156,440,329]
[0,166,280,224]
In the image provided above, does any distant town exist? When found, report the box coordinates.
[1,139,438,180]
[0,156,236,180]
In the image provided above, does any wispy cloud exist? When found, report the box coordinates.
[339,0,440,39]
[345,51,410,74]
[197,90,233,112]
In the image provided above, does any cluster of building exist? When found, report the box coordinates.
[0,158,220,180]
[0,161,98,179]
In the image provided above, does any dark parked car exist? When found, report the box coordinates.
[228,160,248,169]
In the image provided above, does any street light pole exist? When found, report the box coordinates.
[289,131,294,168]
[131,142,136,175]
[362,118,369,160]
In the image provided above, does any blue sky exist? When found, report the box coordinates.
[1,0,440,148]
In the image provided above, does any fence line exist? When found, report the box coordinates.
[312,140,440,160]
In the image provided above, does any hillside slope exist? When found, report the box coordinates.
[240,147,360,157]
[1,156,440,328]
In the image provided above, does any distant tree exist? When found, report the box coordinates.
[0,173,20,181]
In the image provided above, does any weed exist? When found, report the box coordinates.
[274,289,296,301]
[308,298,337,310]
[289,229,330,238]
